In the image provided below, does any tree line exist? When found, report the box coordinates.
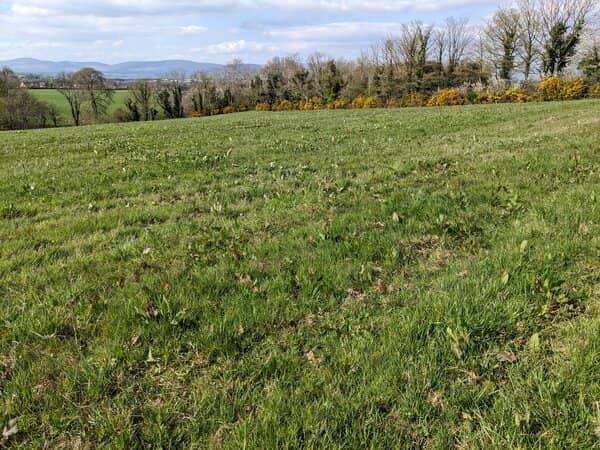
[1,0,599,130]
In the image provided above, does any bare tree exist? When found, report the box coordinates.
[433,28,447,66]
[57,72,85,126]
[484,8,521,80]
[515,0,541,81]
[445,18,473,70]
[71,68,113,119]
[397,22,434,90]
[306,52,329,95]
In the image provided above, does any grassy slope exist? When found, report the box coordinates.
[1,102,599,448]
[30,89,130,124]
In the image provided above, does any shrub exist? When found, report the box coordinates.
[255,102,270,111]
[351,95,365,109]
[594,82,600,98]
[327,99,348,110]
[464,88,478,104]
[363,96,379,108]
[113,108,133,122]
[389,94,426,108]
[222,106,237,114]
[310,97,324,110]
[189,111,203,118]
[473,91,500,105]
[301,97,324,110]
[427,89,465,106]
[500,87,529,103]
[537,77,565,101]
[272,100,294,111]
[561,79,587,100]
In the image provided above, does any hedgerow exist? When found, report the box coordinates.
[246,78,595,114]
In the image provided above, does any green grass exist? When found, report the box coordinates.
[1,101,599,448]
[30,89,130,125]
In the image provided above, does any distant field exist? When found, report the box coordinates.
[31,89,130,124]
[1,102,599,448]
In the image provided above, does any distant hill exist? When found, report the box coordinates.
[0,58,261,79]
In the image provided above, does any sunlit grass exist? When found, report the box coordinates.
[1,100,599,448]
[30,88,130,125]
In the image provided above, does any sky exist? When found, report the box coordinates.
[0,0,500,64]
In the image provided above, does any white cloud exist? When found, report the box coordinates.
[179,25,208,34]
[0,0,498,63]
[202,40,279,55]
[6,0,498,16]
[267,22,405,41]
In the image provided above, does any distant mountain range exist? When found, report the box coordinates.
[0,58,261,79]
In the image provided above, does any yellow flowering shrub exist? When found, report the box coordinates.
[222,105,237,114]
[561,79,587,100]
[500,87,529,103]
[594,82,600,98]
[362,96,379,108]
[302,97,324,110]
[327,99,348,109]
[474,91,499,104]
[406,94,426,107]
[272,100,294,111]
[426,89,465,106]
[255,102,270,111]
[537,77,565,101]
[351,95,366,109]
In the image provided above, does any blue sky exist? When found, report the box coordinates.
[0,1,499,64]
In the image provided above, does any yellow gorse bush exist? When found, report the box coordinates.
[255,102,270,111]
[351,95,366,109]
[561,79,587,100]
[362,96,379,108]
[300,97,324,110]
[327,99,348,109]
[427,89,465,106]
[594,82,600,98]
[537,77,565,101]
[500,87,529,103]
[272,100,294,111]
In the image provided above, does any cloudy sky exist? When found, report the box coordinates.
[0,0,499,64]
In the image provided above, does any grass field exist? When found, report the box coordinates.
[30,89,130,124]
[1,101,599,448]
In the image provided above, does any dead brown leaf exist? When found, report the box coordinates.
[427,390,445,411]
[306,351,322,366]
[128,335,140,347]
[463,370,482,384]
[237,274,252,284]
[344,289,365,306]
[375,279,386,295]
[497,351,518,363]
